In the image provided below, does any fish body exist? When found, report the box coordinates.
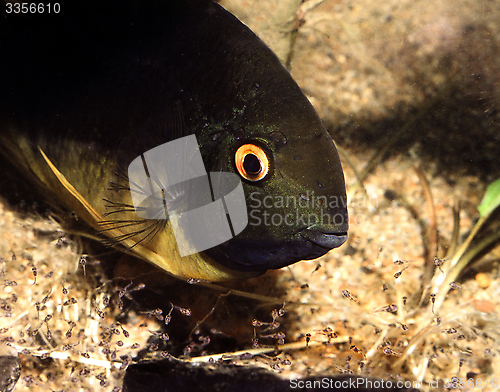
[0,0,348,281]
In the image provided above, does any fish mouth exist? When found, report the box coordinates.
[205,224,348,273]
[300,224,348,249]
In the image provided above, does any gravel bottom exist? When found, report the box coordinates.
[2,0,500,390]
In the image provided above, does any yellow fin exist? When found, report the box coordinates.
[38,147,167,268]
[38,146,102,224]
[37,146,250,281]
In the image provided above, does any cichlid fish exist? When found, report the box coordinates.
[0,0,348,282]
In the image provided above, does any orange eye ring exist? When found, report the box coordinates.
[235,144,270,181]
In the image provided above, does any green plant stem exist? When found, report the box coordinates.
[448,217,486,270]
[446,203,460,258]
[433,228,500,313]
[429,216,486,304]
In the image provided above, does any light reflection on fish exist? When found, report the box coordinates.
[0,0,348,281]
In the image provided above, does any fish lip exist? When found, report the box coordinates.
[300,224,348,249]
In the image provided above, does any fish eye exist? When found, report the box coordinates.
[235,144,269,181]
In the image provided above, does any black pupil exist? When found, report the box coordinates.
[243,153,261,174]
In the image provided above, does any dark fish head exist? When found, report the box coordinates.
[200,80,348,273]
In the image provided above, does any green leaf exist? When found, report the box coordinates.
[478,177,500,218]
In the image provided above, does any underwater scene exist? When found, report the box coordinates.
[1,0,500,391]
